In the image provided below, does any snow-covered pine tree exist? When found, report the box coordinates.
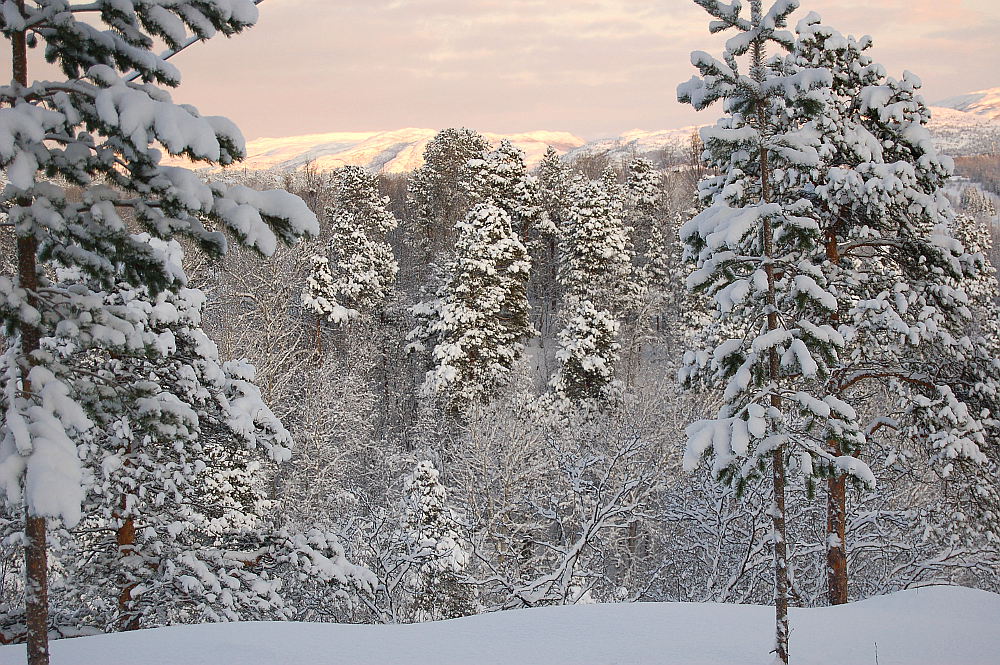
[301,165,399,345]
[302,255,350,344]
[536,147,572,237]
[326,166,399,312]
[463,139,552,335]
[677,1,851,660]
[680,1,1000,655]
[550,297,622,405]
[464,139,547,238]
[959,186,996,221]
[558,176,638,314]
[0,4,317,662]
[550,175,638,405]
[408,203,531,408]
[407,128,491,259]
[533,147,573,331]
[400,460,471,621]
[625,158,670,291]
[788,13,1000,605]
[0,238,371,632]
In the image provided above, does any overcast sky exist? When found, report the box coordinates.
[19,1,1000,140]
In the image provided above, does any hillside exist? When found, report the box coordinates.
[563,125,703,164]
[935,87,1000,121]
[2,586,996,665]
[201,106,997,175]
[172,86,1000,175]
[926,106,1000,155]
[237,128,586,173]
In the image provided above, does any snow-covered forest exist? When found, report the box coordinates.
[1,1,999,664]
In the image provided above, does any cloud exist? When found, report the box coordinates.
[2,0,996,140]
[146,0,1000,138]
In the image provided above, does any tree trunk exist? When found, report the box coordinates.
[24,511,49,665]
[753,3,789,656]
[116,488,140,631]
[13,6,51,662]
[772,449,790,664]
[824,229,849,605]
[315,314,323,356]
[826,475,848,605]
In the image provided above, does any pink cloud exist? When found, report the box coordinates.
[1,0,997,141]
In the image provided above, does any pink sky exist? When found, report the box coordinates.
[11,0,1000,141]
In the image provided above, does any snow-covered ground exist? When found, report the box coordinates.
[3,586,998,665]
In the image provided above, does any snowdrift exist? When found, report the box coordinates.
[2,585,998,665]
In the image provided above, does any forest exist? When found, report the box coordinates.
[1,1,999,664]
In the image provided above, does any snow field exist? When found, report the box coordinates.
[2,586,998,665]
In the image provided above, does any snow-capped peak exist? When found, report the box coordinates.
[933,87,1000,121]
[230,128,586,174]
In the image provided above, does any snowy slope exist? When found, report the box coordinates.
[233,128,586,173]
[3,586,998,665]
[928,106,1000,156]
[926,106,1000,155]
[563,111,999,164]
[208,113,996,175]
[166,86,1000,174]
[564,126,703,164]
[935,87,1000,121]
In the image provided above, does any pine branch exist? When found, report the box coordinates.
[123,0,268,83]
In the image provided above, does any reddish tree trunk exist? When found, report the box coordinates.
[824,230,849,605]
[116,497,140,631]
[826,475,849,604]
[13,5,51,662]
[759,120,791,665]
[24,512,49,665]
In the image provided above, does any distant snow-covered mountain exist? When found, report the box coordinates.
[236,128,585,174]
[934,87,1000,121]
[566,107,999,164]
[563,126,702,164]
[190,90,999,174]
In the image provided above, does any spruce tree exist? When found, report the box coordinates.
[401,460,471,621]
[551,175,638,405]
[533,147,572,328]
[326,166,399,312]
[624,158,669,291]
[549,297,622,405]
[536,147,572,237]
[407,128,491,258]
[464,139,547,238]
[302,165,399,343]
[0,4,317,662]
[408,203,531,408]
[558,176,637,314]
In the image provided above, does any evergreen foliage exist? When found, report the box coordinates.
[558,176,638,314]
[401,460,471,621]
[302,166,399,325]
[679,0,1000,654]
[408,203,531,407]
[550,297,622,405]
[0,3,318,660]
[407,128,491,257]
[464,139,547,238]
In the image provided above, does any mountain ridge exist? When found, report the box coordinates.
[934,86,1000,121]
[179,94,1000,174]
